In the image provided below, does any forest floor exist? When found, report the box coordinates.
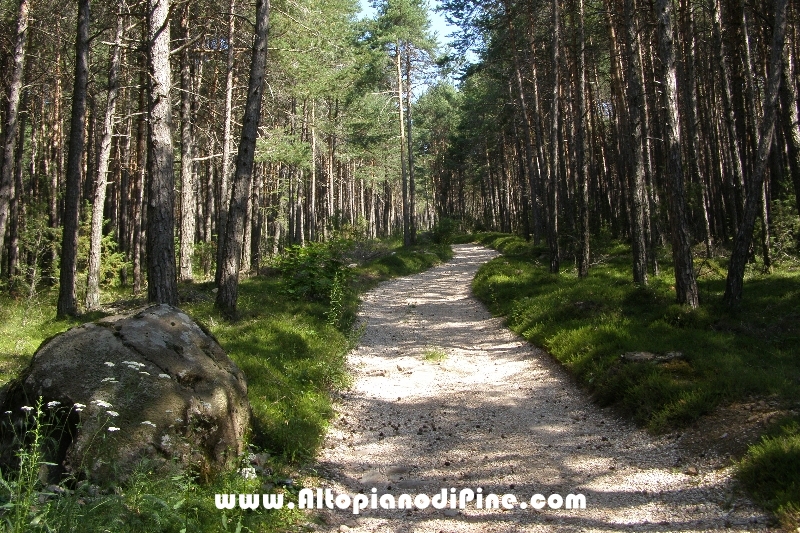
[313,244,776,532]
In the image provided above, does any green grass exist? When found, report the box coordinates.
[470,231,800,527]
[422,347,448,362]
[0,238,452,532]
[738,421,800,529]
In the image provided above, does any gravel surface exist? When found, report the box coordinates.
[314,244,774,532]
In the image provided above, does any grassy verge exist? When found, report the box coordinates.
[0,238,452,532]
[469,232,800,526]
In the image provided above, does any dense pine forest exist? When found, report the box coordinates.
[1,0,800,530]
[0,0,798,313]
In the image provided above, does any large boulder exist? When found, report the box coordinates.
[0,304,250,485]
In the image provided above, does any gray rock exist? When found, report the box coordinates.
[0,304,250,486]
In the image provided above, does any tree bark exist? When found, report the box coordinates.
[215,0,270,317]
[216,0,236,284]
[724,0,787,308]
[146,0,178,305]
[576,0,590,278]
[623,0,649,285]
[0,0,30,279]
[396,43,410,246]
[57,0,90,317]
[657,0,699,308]
[547,0,561,274]
[406,52,417,245]
[779,36,800,217]
[179,5,197,282]
[85,11,124,311]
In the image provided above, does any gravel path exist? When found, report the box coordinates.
[314,244,773,532]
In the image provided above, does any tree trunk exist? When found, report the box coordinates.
[657,0,699,308]
[146,0,178,305]
[779,36,800,217]
[85,12,124,311]
[576,0,590,278]
[57,0,90,317]
[216,0,236,284]
[547,0,561,274]
[215,0,270,317]
[0,0,29,279]
[623,0,649,285]
[405,52,417,245]
[724,0,787,308]
[179,6,197,282]
[396,44,410,246]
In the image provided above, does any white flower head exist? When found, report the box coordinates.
[104,362,115,367]
[141,420,156,427]
[158,374,170,379]
[106,411,119,417]
[73,403,86,409]
[107,427,120,432]
[47,401,61,408]
[20,406,33,412]
[239,467,257,480]
[4,411,11,415]
[92,400,112,408]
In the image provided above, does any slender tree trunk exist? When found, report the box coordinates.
[405,52,416,245]
[779,37,800,217]
[724,0,787,308]
[85,12,124,310]
[712,0,746,225]
[57,0,90,317]
[396,43,410,246]
[146,0,178,305]
[623,0,649,285]
[179,6,197,282]
[657,0,699,308]
[132,81,146,295]
[547,0,561,274]
[215,0,270,317]
[0,0,29,279]
[216,0,236,284]
[576,0,590,278]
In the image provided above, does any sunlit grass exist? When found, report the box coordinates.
[0,239,452,531]
[470,231,800,526]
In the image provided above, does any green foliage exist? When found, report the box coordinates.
[422,347,447,361]
[0,238,451,530]
[738,421,800,530]
[276,240,352,302]
[255,128,312,168]
[428,216,459,244]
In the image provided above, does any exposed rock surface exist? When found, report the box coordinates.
[0,304,249,485]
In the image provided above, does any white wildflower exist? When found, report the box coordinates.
[141,421,156,427]
[106,411,119,417]
[139,371,151,376]
[92,400,112,408]
[104,362,115,367]
[239,467,257,480]
[4,411,11,415]
[158,374,170,379]
[101,377,116,382]
[46,401,61,408]
[74,403,86,408]
[107,427,120,432]
[20,406,33,412]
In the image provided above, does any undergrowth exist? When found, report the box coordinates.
[0,237,452,532]
[469,231,800,527]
